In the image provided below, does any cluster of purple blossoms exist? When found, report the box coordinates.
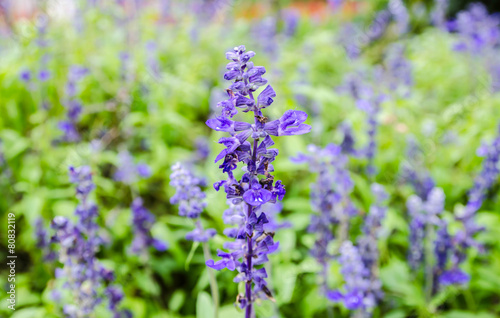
[58,66,89,143]
[448,3,499,55]
[431,0,449,29]
[406,187,445,270]
[442,125,500,285]
[340,121,358,156]
[36,14,51,83]
[447,3,500,93]
[170,162,216,242]
[292,144,356,297]
[114,150,151,185]
[328,184,388,314]
[205,45,310,316]
[337,23,362,60]
[130,197,168,256]
[35,218,56,261]
[338,70,388,176]
[388,0,410,35]
[282,9,300,38]
[400,137,435,200]
[358,183,388,278]
[328,241,377,313]
[383,43,413,97]
[145,41,161,79]
[366,10,392,43]
[51,166,128,317]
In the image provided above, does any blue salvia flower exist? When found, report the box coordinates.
[448,3,500,55]
[383,43,413,97]
[357,91,386,176]
[58,66,88,143]
[328,241,376,312]
[35,218,56,261]
[292,144,356,299]
[490,62,500,93]
[252,18,278,58]
[19,69,31,83]
[400,137,435,200]
[145,41,160,78]
[338,71,386,175]
[337,23,362,60]
[339,121,358,156]
[130,197,168,256]
[114,150,151,185]
[205,45,310,316]
[194,137,211,164]
[431,0,449,29]
[407,187,445,270]
[366,10,392,42]
[358,183,388,273]
[444,125,500,285]
[51,166,128,317]
[331,184,388,315]
[282,9,300,38]
[388,0,410,35]
[170,162,216,241]
[36,14,51,82]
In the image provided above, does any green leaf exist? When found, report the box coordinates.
[196,291,214,318]
[185,242,200,271]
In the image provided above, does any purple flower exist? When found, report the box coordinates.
[293,144,356,299]
[444,124,500,285]
[331,241,380,312]
[439,268,470,286]
[170,162,207,219]
[130,197,168,255]
[400,137,436,200]
[51,166,127,317]
[170,162,216,242]
[35,218,56,261]
[388,0,410,35]
[114,150,151,185]
[57,65,88,143]
[449,3,500,54]
[431,0,449,29]
[20,69,31,83]
[206,46,309,317]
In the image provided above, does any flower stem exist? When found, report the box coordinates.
[202,242,220,318]
[245,203,254,318]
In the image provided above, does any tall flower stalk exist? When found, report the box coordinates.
[205,45,310,317]
[51,166,128,317]
[169,162,219,317]
[444,124,500,285]
[292,143,356,301]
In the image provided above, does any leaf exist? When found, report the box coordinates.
[438,311,496,318]
[169,290,186,312]
[11,307,47,318]
[196,291,214,318]
[185,242,200,271]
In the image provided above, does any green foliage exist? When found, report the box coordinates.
[0,1,499,318]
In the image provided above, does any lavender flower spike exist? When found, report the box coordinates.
[170,162,219,317]
[445,124,500,285]
[130,197,168,256]
[292,143,356,299]
[206,45,310,317]
[169,162,216,242]
[51,166,128,317]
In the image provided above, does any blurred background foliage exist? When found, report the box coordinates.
[0,0,500,317]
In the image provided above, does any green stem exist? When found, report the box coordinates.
[202,242,220,318]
